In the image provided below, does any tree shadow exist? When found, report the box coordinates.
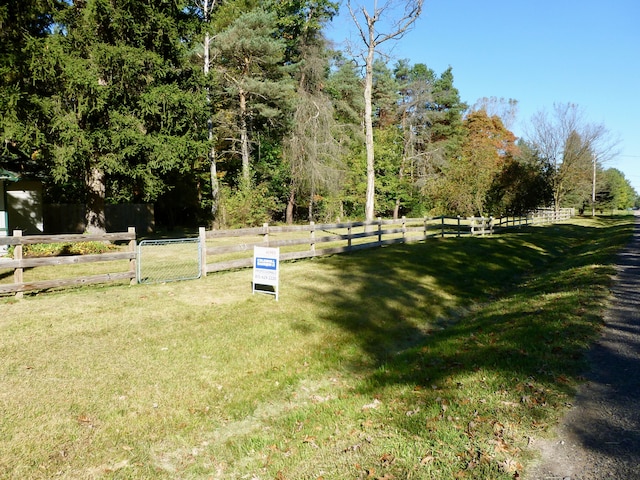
[294,218,634,465]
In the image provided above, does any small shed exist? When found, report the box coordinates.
[1,169,44,253]
[1,168,19,254]
[6,179,44,235]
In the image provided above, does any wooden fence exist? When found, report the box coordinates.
[199,208,574,275]
[0,208,574,295]
[0,228,137,295]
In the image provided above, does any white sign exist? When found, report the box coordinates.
[253,246,280,300]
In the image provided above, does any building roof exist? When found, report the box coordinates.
[0,168,20,182]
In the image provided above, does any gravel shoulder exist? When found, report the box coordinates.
[526,212,640,480]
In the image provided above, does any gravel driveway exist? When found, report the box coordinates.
[526,212,640,479]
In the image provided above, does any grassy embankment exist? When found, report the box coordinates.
[0,215,634,479]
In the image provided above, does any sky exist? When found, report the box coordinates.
[326,0,640,193]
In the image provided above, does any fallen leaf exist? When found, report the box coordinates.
[380,453,395,466]
[420,455,434,465]
[362,399,381,410]
[498,458,522,474]
[343,444,361,453]
[491,438,511,454]
[303,436,319,448]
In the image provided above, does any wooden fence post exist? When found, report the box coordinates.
[310,221,315,254]
[347,222,352,249]
[377,217,382,244]
[199,227,207,279]
[263,223,269,244]
[401,216,406,241]
[13,230,23,298]
[423,217,428,241]
[457,216,461,237]
[441,216,445,238]
[128,226,137,285]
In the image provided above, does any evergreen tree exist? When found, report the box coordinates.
[0,0,65,174]
[211,7,294,183]
[597,168,636,211]
[24,0,207,233]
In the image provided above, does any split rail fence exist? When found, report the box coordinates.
[199,208,574,275]
[0,208,573,296]
[0,228,136,295]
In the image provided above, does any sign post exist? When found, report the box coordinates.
[252,246,280,301]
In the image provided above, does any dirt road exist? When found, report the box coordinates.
[527,212,640,479]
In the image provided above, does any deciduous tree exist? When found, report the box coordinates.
[346,0,423,222]
[527,102,617,212]
[438,110,518,216]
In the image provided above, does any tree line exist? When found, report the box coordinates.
[1,0,636,233]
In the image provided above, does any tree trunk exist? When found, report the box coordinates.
[210,141,219,220]
[363,38,376,223]
[286,186,295,225]
[239,89,250,181]
[85,164,106,234]
[204,23,219,223]
[308,186,315,221]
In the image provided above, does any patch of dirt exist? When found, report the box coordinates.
[526,213,640,480]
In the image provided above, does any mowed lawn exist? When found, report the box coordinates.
[0,216,633,479]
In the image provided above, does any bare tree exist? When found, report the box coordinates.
[347,0,424,222]
[193,0,219,220]
[469,96,519,130]
[284,38,346,224]
[527,103,618,212]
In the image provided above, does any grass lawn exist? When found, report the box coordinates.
[0,215,633,479]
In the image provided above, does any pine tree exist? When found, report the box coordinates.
[27,0,207,233]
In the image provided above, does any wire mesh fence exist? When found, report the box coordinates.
[137,237,201,284]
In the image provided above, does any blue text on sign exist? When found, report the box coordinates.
[255,257,277,270]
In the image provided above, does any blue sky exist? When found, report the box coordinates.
[326,0,640,193]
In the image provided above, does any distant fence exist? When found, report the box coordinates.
[43,204,155,234]
[199,208,575,275]
[0,208,574,296]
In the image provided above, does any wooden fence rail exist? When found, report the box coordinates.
[0,228,137,295]
[199,209,574,275]
[0,208,574,295]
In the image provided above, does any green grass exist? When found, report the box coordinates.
[0,215,633,479]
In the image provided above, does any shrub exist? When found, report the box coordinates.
[8,241,118,258]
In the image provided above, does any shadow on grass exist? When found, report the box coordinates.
[299,216,633,432]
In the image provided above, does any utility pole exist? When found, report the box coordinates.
[592,154,597,217]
